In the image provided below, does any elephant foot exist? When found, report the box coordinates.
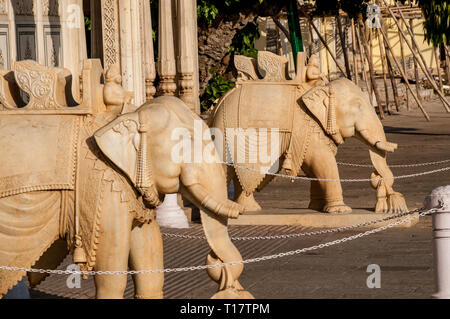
[375,192,408,214]
[236,192,262,212]
[308,199,326,211]
[211,288,255,299]
[323,203,352,214]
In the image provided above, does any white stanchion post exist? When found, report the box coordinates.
[156,194,189,229]
[424,185,450,299]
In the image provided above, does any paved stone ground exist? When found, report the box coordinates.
[26,95,450,299]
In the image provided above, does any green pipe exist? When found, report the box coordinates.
[287,0,304,70]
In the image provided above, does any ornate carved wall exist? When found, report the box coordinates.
[0,0,86,101]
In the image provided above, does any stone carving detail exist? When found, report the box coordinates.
[101,0,121,70]
[0,0,8,15]
[12,0,35,16]
[42,0,59,16]
[103,64,135,114]
[234,55,260,81]
[257,51,289,81]
[13,60,73,109]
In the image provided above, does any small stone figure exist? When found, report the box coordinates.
[305,54,328,87]
[103,64,135,114]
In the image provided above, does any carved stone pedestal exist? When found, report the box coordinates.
[156,194,189,229]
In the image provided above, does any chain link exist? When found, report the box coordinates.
[0,208,437,276]
[337,158,450,168]
[223,162,450,182]
[162,208,422,241]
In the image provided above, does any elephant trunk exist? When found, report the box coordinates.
[355,109,407,213]
[181,184,242,219]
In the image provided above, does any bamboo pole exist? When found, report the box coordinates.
[445,45,450,90]
[358,20,384,118]
[434,46,443,90]
[299,7,347,75]
[381,26,401,112]
[336,15,352,79]
[323,17,331,81]
[355,22,372,103]
[377,29,391,112]
[379,25,431,121]
[409,18,422,105]
[351,19,359,86]
[398,20,409,110]
[308,21,316,54]
[384,0,450,112]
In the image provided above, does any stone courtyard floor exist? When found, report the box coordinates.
[29,96,450,299]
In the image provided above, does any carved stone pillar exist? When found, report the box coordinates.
[143,0,156,100]
[158,0,177,96]
[101,0,121,71]
[61,0,88,103]
[177,0,195,111]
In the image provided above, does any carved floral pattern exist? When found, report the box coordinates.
[102,0,120,69]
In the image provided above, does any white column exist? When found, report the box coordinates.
[143,0,156,100]
[177,0,195,111]
[101,0,121,70]
[158,0,177,95]
[61,0,87,103]
[156,194,189,229]
[424,185,450,299]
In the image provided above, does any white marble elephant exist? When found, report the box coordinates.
[210,56,407,214]
[0,96,251,299]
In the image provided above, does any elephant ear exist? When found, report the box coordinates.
[94,112,141,186]
[301,85,331,133]
[301,83,342,144]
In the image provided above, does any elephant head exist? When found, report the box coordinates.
[94,95,251,298]
[94,95,242,218]
[302,77,408,213]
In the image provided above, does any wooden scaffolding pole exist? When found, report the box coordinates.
[379,25,431,121]
[298,7,347,75]
[358,20,384,118]
[409,18,422,105]
[377,29,391,112]
[323,17,331,81]
[384,0,450,112]
[336,15,352,79]
[434,46,443,90]
[351,19,359,86]
[382,27,401,112]
[398,20,410,110]
[355,22,373,105]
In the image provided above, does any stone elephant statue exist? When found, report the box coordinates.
[0,95,251,299]
[210,52,407,214]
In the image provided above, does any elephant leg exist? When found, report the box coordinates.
[94,189,133,299]
[302,143,351,214]
[129,220,164,299]
[232,173,262,212]
[200,210,254,299]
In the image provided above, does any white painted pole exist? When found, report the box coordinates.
[424,185,450,299]
[156,194,189,229]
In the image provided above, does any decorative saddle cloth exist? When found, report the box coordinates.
[0,114,80,198]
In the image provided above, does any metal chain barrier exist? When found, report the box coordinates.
[162,208,422,241]
[337,158,450,168]
[0,208,438,276]
[223,162,450,182]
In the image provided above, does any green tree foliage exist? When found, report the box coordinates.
[200,71,236,111]
[415,0,450,45]
[197,0,265,25]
